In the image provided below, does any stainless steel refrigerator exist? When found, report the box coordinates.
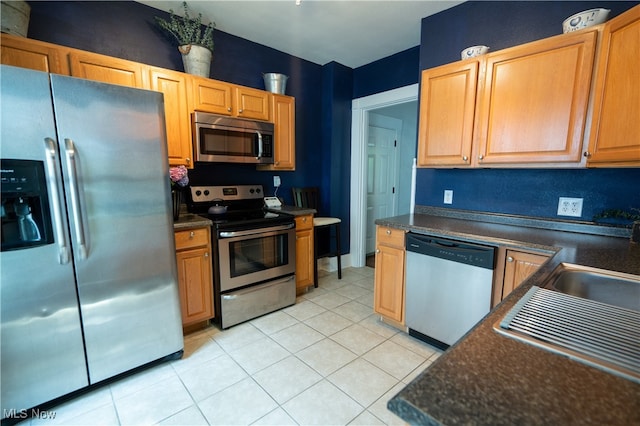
[1,65,183,417]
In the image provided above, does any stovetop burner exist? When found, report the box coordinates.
[187,185,293,230]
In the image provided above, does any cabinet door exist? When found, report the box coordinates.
[0,33,69,74]
[417,60,479,167]
[189,76,233,115]
[233,86,270,121]
[295,228,314,290]
[502,250,549,299]
[294,215,314,289]
[149,67,193,167]
[260,94,295,170]
[475,29,597,165]
[175,246,214,325]
[373,243,405,323]
[69,51,145,88]
[586,5,640,167]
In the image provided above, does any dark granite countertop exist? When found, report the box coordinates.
[172,213,212,230]
[267,205,316,216]
[381,208,640,425]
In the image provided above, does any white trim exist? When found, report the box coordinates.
[350,84,419,267]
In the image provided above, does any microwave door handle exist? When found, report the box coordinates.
[256,131,263,160]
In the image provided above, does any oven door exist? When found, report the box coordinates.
[217,223,295,292]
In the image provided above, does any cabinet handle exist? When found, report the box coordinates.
[302,217,307,222]
[376,249,380,254]
[583,151,591,158]
[275,161,280,165]
[204,252,209,258]
[227,107,232,112]
[189,231,195,238]
[462,155,468,162]
[507,256,514,262]
[386,229,391,235]
[478,154,484,160]
[185,157,191,164]
[238,109,244,113]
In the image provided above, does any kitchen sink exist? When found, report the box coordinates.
[495,263,640,383]
[542,263,640,311]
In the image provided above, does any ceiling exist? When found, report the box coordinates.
[136,0,463,68]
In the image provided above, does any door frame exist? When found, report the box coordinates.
[350,84,419,268]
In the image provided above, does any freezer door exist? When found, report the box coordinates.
[0,66,88,413]
[49,75,183,383]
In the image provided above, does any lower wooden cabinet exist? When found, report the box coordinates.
[496,249,550,305]
[295,214,314,291]
[174,227,214,326]
[373,226,406,325]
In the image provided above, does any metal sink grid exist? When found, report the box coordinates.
[495,286,640,383]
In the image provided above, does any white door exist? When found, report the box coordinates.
[366,114,401,254]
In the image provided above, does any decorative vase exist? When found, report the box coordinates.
[171,188,182,222]
[178,44,212,77]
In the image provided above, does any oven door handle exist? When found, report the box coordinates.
[218,222,295,238]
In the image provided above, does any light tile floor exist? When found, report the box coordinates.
[24,267,442,426]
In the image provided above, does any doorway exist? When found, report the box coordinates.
[350,84,419,268]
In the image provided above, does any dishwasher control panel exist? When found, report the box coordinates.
[406,233,495,269]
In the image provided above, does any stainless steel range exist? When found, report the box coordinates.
[187,185,296,329]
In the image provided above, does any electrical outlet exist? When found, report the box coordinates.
[444,190,453,205]
[557,197,583,217]
[273,176,281,187]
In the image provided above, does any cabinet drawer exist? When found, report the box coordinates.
[376,226,405,248]
[295,215,313,231]
[175,227,210,250]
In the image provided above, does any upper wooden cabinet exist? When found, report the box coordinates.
[417,60,479,167]
[233,86,270,121]
[0,33,69,74]
[585,4,640,167]
[475,29,597,166]
[148,67,192,167]
[69,51,146,88]
[418,28,599,168]
[259,94,296,171]
[0,35,292,170]
[189,76,233,115]
[189,77,270,121]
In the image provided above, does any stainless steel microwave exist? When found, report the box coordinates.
[192,112,274,164]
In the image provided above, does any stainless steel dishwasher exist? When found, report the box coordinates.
[405,233,495,349]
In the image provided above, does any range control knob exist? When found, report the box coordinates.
[195,190,202,196]
[249,188,255,193]
[255,187,261,194]
[203,190,210,196]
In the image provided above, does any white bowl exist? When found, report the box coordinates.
[461,45,490,60]
[562,8,610,33]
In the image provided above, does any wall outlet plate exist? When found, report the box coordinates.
[557,197,583,217]
[444,189,453,204]
[273,176,281,187]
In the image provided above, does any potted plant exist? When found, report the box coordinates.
[155,1,215,77]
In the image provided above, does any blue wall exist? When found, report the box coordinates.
[22,1,640,259]
[26,0,325,204]
[416,1,640,221]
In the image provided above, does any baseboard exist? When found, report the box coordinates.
[317,253,353,272]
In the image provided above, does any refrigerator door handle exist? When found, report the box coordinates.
[64,138,88,259]
[44,138,71,264]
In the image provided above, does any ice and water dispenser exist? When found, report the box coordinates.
[1,159,53,251]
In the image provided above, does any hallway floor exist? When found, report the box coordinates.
[23,267,442,425]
